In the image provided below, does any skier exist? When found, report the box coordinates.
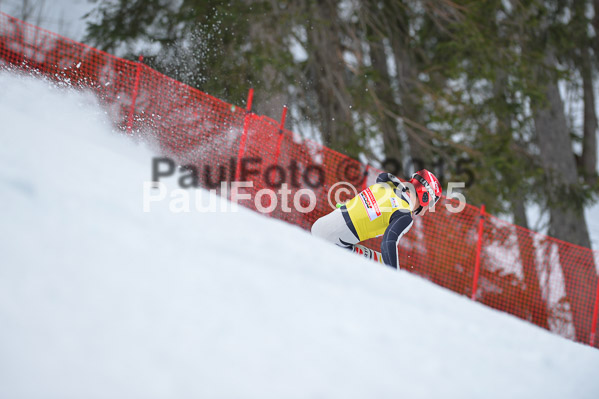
[311,169,442,269]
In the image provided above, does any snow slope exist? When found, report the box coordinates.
[1,71,598,399]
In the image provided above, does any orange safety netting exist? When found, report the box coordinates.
[1,11,598,349]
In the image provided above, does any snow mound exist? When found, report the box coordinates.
[1,71,598,398]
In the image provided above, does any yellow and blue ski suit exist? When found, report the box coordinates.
[340,173,414,268]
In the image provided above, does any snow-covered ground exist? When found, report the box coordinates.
[1,71,598,398]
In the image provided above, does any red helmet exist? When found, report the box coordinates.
[409,169,441,214]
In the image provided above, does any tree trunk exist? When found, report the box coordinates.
[493,70,549,329]
[305,0,357,156]
[391,34,432,167]
[368,37,403,162]
[594,0,599,63]
[580,47,598,184]
[534,80,591,247]
[532,67,597,343]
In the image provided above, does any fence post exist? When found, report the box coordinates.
[590,278,599,346]
[273,105,288,167]
[234,88,254,183]
[471,204,485,300]
[362,164,370,191]
[126,54,143,134]
[259,105,289,214]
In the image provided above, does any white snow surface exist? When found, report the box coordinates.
[1,71,599,398]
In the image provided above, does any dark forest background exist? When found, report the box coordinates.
[82,0,599,252]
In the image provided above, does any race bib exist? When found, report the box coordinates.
[359,187,382,221]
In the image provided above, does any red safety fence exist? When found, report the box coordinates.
[1,11,598,349]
